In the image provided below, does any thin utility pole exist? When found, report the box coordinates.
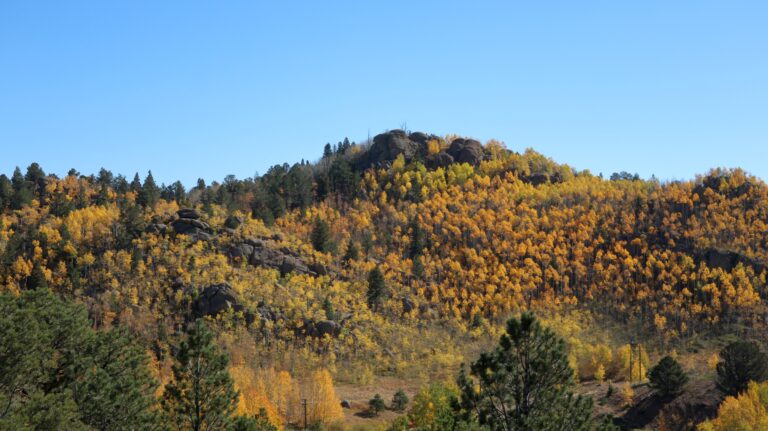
[629,341,635,384]
[302,398,308,430]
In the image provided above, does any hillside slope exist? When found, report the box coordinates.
[1,130,766,428]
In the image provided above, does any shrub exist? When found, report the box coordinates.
[369,394,385,416]
[391,389,409,412]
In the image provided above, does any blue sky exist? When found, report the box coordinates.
[1,1,766,186]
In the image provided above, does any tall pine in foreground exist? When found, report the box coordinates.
[0,289,160,431]
[163,319,239,431]
[457,313,617,431]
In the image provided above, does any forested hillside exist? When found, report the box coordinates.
[2,130,767,430]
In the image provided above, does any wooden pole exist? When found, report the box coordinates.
[629,342,634,384]
[302,399,308,430]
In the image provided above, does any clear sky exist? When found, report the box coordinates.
[1,1,766,186]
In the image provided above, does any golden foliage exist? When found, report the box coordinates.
[698,381,768,431]
[302,369,343,425]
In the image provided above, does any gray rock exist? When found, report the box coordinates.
[447,138,484,165]
[228,243,255,261]
[145,223,167,234]
[244,237,265,248]
[192,283,243,318]
[314,320,342,338]
[279,255,309,277]
[177,208,201,220]
[408,132,444,156]
[341,400,352,409]
[425,152,454,169]
[358,130,420,169]
[309,262,329,276]
[192,231,212,242]
[172,218,211,235]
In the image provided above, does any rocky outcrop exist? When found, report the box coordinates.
[171,209,213,240]
[177,208,201,220]
[309,262,329,276]
[373,129,419,160]
[408,132,444,156]
[447,138,484,165]
[192,283,243,318]
[354,130,487,170]
[226,238,316,276]
[361,130,420,168]
[278,255,310,277]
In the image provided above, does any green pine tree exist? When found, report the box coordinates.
[391,389,409,412]
[647,356,688,397]
[457,313,617,431]
[367,267,386,311]
[369,394,386,416]
[408,218,427,258]
[139,171,160,208]
[162,319,239,431]
[716,341,768,396]
[0,289,160,431]
[310,217,332,253]
[343,241,359,264]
